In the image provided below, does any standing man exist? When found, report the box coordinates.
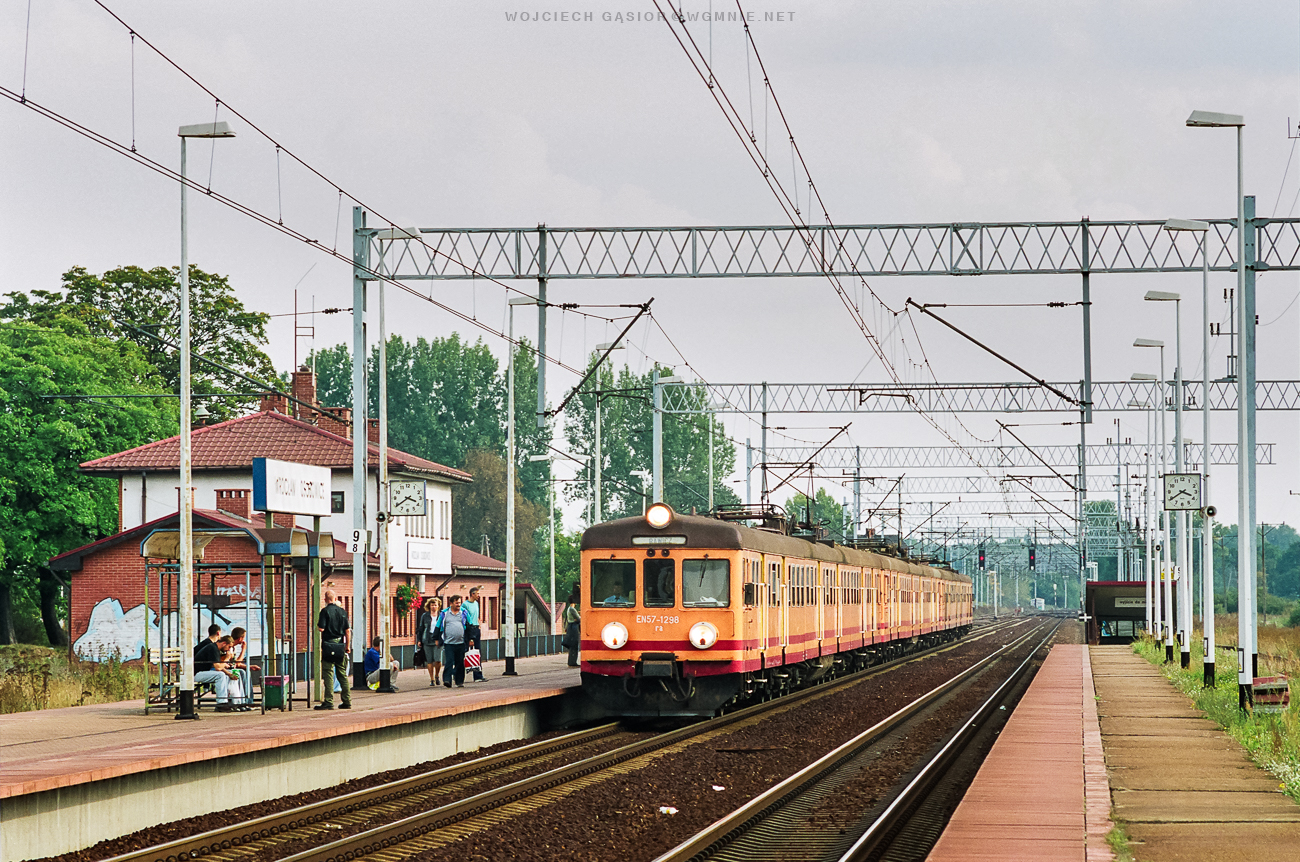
[434,594,469,688]
[462,587,486,682]
[315,589,352,710]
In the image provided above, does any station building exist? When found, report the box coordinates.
[52,367,553,662]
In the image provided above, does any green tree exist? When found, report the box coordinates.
[562,359,738,523]
[0,320,174,644]
[309,335,552,509]
[451,449,547,580]
[2,265,276,418]
[783,488,845,537]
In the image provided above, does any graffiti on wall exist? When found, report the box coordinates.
[74,597,277,660]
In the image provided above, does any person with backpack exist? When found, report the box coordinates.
[433,594,470,688]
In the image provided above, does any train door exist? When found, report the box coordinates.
[744,556,759,654]
[774,559,785,647]
[766,559,783,655]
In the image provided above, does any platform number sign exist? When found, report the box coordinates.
[348,530,371,554]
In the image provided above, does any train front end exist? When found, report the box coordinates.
[580,504,747,717]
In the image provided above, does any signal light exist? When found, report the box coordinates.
[1029,546,1037,570]
[978,546,986,570]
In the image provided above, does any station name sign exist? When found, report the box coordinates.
[253,457,332,517]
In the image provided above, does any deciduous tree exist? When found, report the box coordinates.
[0,320,173,643]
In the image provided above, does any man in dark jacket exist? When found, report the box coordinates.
[194,624,234,711]
[315,590,352,710]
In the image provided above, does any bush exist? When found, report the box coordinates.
[1288,606,1300,629]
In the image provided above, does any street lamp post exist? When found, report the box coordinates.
[1134,339,1173,662]
[1164,217,1216,685]
[504,296,534,676]
[176,120,235,721]
[591,342,625,524]
[1187,109,1252,707]
[652,372,683,504]
[1145,289,1190,668]
[1129,394,1154,636]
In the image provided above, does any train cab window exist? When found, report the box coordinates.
[591,560,636,607]
[643,558,676,607]
[683,559,730,607]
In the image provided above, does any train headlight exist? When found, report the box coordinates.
[688,621,718,650]
[601,621,629,649]
[645,502,674,529]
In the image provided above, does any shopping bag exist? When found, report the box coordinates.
[464,648,482,669]
[413,647,427,668]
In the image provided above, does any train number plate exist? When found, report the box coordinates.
[636,615,680,625]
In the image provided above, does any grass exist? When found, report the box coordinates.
[1133,627,1300,802]
[0,645,145,713]
[1105,823,1134,862]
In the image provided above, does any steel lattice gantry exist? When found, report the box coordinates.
[658,380,1300,414]
[764,443,1273,470]
[804,474,1119,495]
[366,217,1300,279]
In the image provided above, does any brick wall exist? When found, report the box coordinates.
[70,533,418,660]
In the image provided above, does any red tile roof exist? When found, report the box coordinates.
[79,411,471,483]
[451,544,511,573]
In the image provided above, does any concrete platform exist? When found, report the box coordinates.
[1092,645,1300,861]
[0,654,597,862]
[926,644,1113,861]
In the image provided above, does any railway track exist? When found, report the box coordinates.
[101,619,1025,862]
[650,619,1061,862]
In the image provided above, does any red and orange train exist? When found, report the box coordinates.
[579,503,974,717]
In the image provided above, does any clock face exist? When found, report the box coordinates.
[1162,473,1202,511]
[388,480,428,516]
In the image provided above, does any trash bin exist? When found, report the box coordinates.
[263,675,286,710]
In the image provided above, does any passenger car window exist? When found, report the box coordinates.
[591,560,636,607]
[683,559,730,607]
[643,558,676,607]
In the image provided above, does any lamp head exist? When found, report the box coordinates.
[507,296,536,306]
[1163,218,1209,233]
[1186,110,1244,128]
[178,121,236,139]
[1143,290,1180,302]
[594,342,625,351]
[1131,372,1158,381]
[1133,338,1164,348]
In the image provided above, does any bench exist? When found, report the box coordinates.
[1253,675,1291,714]
[145,647,225,713]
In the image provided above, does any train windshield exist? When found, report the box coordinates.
[591,560,636,607]
[643,559,676,607]
[683,559,730,607]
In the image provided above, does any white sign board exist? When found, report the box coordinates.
[252,458,332,517]
[406,540,436,570]
[1115,597,1148,608]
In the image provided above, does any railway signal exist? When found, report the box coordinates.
[978,545,986,570]
[1029,545,1036,570]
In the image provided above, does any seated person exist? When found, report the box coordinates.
[217,637,251,711]
[226,627,260,706]
[193,624,234,712]
[364,637,400,689]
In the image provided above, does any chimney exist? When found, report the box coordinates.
[216,489,250,520]
[318,406,352,439]
[367,418,380,444]
[291,365,317,421]
[260,392,289,414]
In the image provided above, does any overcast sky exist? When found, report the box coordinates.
[4,1,1300,544]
